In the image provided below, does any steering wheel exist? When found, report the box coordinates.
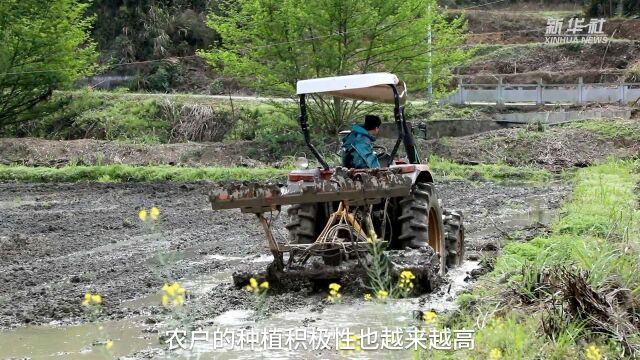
[373,145,392,167]
[372,145,388,156]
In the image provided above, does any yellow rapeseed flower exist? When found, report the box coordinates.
[585,344,602,360]
[376,289,388,300]
[82,293,102,306]
[245,277,268,295]
[173,296,184,306]
[490,317,505,329]
[398,270,416,293]
[400,270,415,280]
[489,348,502,360]
[423,310,438,324]
[338,335,362,353]
[138,209,148,221]
[150,207,160,220]
[161,282,185,307]
[488,348,502,359]
[163,284,175,297]
[364,293,372,301]
[398,280,414,289]
[105,340,114,350]
[350,335,362,352]
[327,283,342,302]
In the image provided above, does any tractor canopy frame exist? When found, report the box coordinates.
[296,73,420,170]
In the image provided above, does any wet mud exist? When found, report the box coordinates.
[0,179,569,358]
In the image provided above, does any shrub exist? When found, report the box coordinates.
[159,100,235,142]
[127,63,184,93]
[230,104,299,142]
[23,91,168,142]
[72,98,166,142]
[0,0,97,133]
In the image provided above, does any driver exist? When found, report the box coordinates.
[341,115,381,169]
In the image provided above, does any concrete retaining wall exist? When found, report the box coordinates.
[379,120,513,140]
[441,80,640,105]
[494,108,631,124]
[379,108,631,140]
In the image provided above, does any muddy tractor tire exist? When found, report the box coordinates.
[286,203,343,266]
[443,209,465,267]
[286,203,317,244]
[397,182,446,272]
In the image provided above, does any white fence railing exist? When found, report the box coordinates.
[440,78,640,105]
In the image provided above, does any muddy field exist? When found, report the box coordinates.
[429,126,639,171]
[0,178,568,358]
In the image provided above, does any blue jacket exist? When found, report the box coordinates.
[341,124,380,169]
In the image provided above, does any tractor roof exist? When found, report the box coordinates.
[296,73,407,104]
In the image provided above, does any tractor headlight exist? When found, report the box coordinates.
[294,156,309,169]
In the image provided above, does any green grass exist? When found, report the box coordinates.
[438,159,640,360]
[0,164,287,183]
[465,40,637,68]
[404,102,486,120]
[554,160,639,237]
[563,119,640,143]
[59,90,267,107]
[428,155,553,183]
[0,157,553,184]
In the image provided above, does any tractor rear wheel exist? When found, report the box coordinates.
[285,203,317,244]
[286,203,342,265]
[444,209,465,267]
[397,182,446,273]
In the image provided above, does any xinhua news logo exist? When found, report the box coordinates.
[545,18,608,44]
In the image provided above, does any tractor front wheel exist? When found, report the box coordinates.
[444,209,465,267]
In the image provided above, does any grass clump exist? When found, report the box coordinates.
[404,103,485,120]
[438,159,640,360]
[428,155,552,183]
[563,119,640,143]
[0,164,286,183]
[554,160,638,238]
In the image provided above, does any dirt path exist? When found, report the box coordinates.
[0,179,568,333]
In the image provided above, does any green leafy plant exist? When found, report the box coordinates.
[0,0,97,132]
[444,159,640,359]
[201,0,471,133]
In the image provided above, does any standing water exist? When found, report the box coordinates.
[0,260,478,359]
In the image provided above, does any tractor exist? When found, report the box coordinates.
[210,73,464,291]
